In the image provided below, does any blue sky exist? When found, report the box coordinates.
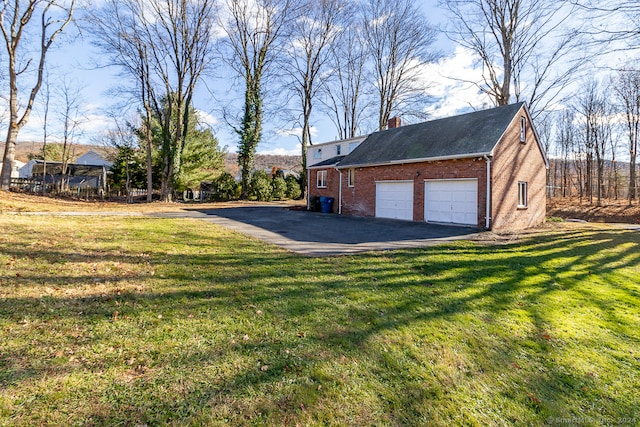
[3,0,616,158]
[5,0,482,156]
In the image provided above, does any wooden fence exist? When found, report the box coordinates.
[10,178,151,202]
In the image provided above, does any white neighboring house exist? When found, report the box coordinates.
[0,160,25,179]
[17,150,113,190]
[305,135,367,208]
[12,160,24,178]
[19,150,113,179]
[76,150,113,167]
[19,159,37,178]
[306,136,367,169]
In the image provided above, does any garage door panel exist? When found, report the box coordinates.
[425,180,477,226]
[376,181,414,221]
[451,209,476,225]
[427,200,452,223]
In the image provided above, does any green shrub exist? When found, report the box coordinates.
[285,174,302,200]
[271,176,287,200]
[249,170,272,201]
[211,172,240,201]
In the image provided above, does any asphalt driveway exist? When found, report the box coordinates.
[155,205,480,256]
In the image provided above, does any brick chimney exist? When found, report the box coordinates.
[387,116,401,129]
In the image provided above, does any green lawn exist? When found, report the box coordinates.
[0,215,638,426]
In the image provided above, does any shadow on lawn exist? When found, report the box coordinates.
[0,226,639,424]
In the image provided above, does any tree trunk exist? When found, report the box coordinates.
[300,94,312,199]
[630,150,637,205]
[596,153,603,207]
[562,161,568,197]
[586,153,593,204]
[0,126,19,189]
[575,156,584,201]
[612,159,618,200]
[143,72,154,202]
[145,114,153,202]
[238,76,262,199]
[161,149,174,202]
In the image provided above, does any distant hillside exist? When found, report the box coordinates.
[5,141,302,176]
[224,153,302,176]
[4,141,116,163]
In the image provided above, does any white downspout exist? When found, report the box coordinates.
[307,169,311,210]
[336,168,342,214]
[483,155,491,230]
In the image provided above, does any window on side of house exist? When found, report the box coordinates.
[518,181,528,208]
[336,144,341,155]
[347,168,355,187]
[520,116,526,143]
[317,170,327,188]
[314,148,322,159]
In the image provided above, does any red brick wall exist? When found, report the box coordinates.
[340,158,489,227]
[308,167,341,213]
[491,107,547,231]
[308,105,547,231]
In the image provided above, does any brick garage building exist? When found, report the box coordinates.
[307,102,548,231]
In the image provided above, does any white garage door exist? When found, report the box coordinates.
[425,179,478,226]
[376,181,414,221]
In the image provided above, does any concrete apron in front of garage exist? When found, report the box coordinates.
[151,206,481,256]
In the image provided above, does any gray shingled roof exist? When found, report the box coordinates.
[309,155,346,168]
[337,102,525,168]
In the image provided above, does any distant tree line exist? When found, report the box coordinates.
[3,0,640,205]
[104,102,302,202]
[542,66,640,206]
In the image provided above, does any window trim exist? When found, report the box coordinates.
[347,168,355,187]
[317,170,327,188]
[518,181,528,208]
[520,116,526,143]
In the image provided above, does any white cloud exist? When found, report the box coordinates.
[196,110,219,127]
[9,102,113,144]
[79,113,112,140]
[420,46,494,118]
[257,147,300,156]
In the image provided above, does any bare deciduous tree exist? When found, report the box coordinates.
[556,109,576,197]
[614,64,640,204]
[439,0,586,116]
[575,1,640,52]
[364,0,438,130]
[101,117,140,203]
[145,0,217,201]
[41,69,50,194]
[0,0,75,189]
[322,24,370,140]
[285,0,346,196]
[56,77,84,191]
[91,0,217,201]
[574,79,612,206]
[89,0,155,202]
[220,0,296,198]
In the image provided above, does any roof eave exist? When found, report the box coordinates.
[337,152,492,169]
[308,162,341,169]
[490,103,549,169]
[523,103,550,169]
[309,135,368,148]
